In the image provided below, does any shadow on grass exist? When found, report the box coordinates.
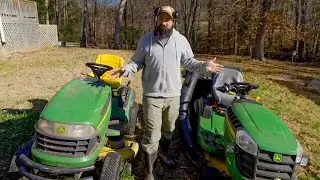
[249,62,320,75]
[197,54,320,77]
[270,78,320,106]
[198,54,320,69]
[0,99,48,179]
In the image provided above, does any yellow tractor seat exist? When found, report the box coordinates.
[88,54,124,89]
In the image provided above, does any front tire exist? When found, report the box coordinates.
[100,152,122,180]
[7,139,34,180]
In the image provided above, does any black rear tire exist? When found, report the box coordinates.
[100,152,122,180]
[122,92,138,136]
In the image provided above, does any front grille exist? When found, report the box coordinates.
[256,150,296,180]
[227,106,243,130]
[236,147,256,179]
[36,132,97,157]
[236,148,296,180]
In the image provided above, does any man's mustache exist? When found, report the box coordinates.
[158,24,168,29]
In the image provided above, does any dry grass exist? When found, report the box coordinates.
[0,47,319,179]
[0,47,142,109]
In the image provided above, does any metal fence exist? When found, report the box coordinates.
[39,25,59,47]
[0,0,58,54]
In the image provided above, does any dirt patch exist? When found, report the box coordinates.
[130,106,200,180]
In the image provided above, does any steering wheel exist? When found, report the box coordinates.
[230,82,258,95]
[85,62,113,80]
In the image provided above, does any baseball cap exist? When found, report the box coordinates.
[155,6,175,19]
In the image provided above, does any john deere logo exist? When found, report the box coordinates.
[273,153,282,163]
[56,126,66,134]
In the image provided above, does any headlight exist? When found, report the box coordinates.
[37,118,96,138]
[236,130,258,156]
[296,140,303,163]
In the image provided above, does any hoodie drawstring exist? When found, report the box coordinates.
[149,29,179,57]
[149,34,152,56]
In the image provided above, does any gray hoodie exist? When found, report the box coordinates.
[123,28,207,98]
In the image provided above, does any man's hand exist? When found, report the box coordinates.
[206,57,224,73]
[109,67,125,79]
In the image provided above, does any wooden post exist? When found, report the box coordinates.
[17,0,23,23]
[292,50,297,63]
[0,15,6,45]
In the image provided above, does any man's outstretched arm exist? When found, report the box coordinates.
[110,38,146,78]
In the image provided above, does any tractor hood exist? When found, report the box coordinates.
[232,101,297,155]
[40,78,111,129]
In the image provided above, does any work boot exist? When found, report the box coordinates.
[158,138,177,169]
[144,150,157,180]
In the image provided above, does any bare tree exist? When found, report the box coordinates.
[252,0,272,61]
[298,0,310,61]
[234,17,238,55]
[81,0,88,47]
[124,1,128,49]
[207,0,213,52]
[313,30,319,55]
[93,0,97,45]
[55,0,60,30]
[186,0,198,42]
[189,0,199,45]
[63,0,67,24]
[114,0,127,49]
[130,0,134,26]
[45,0,49,24]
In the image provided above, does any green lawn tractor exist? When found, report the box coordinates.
[178,66,310,180]
[7,54,139,180]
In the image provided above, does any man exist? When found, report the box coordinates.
[110,6,223,180]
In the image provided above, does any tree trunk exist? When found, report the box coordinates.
[187,0,198,42]
[313,31,319,55]
[80,0,88,47]
[298,0,310,61]
[129,0,134,48]
[295,0,302,54]
[93,0,97,45]
[124,1,128,49]
[252,0,272,61]
[194,7,201,50]
[189,0,199,46]
[227,19,230,54]
[246,0,254,56]
[55,0,59,29]
[234,17,238,55]
[88,14,92,44]
[63,0,67,24]
[279,0,284,50]
[183,0,188,36]
[45,0,49,24]
[207,0,213,52]
[130,0,134,26]
[114,0,127,49]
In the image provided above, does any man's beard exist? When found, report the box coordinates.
[154,25,173,38]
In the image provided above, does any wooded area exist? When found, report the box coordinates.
[37,0,320,61]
